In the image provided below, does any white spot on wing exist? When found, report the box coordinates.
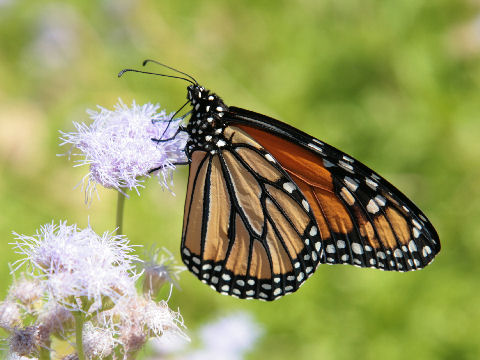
[283,182,296,193]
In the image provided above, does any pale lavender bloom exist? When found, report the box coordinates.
[59,100,188,202]
[83,321,117,358]
[110,295,189,355]
[9,277,44,306]
[141,247,185,296]
[11,221,139,312]
[0,301,21,330]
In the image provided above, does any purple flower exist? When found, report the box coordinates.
[11,221,140,312]
[60,100,188,202]
[140,247,185,296]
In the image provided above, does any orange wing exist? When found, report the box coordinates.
[181,126,322,301]
[235,122,440,272]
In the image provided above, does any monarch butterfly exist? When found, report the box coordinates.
[120,62,440,301]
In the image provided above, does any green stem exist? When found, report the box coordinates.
[38,346,51,360]
[116,190,127,235]
[74,312,85,360]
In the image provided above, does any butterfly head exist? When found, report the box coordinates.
[185,85,229,157]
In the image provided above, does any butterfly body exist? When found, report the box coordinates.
[180,84,440,301]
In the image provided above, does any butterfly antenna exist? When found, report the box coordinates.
[142,59,199,85]
[118,68,195,85]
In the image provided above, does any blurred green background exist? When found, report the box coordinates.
[1,0,479,359]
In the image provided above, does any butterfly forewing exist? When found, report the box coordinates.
[229,108,440,272]
[181,126,322,300]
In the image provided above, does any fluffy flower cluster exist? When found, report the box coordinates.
[11,221,138,311]
[4,221,188,359]
[60,100,188,201]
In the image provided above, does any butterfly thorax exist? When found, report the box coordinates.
[185,85,229,158]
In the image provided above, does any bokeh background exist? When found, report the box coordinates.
[1,0,479,359]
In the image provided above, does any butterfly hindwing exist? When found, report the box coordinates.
[181,126,322,300]
[228,107,440,272]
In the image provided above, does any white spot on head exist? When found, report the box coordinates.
[208,95,214,101]
[344,176,358,191]
[215,128,222,134]
[206,105,210,112]
[216,106,223,112]
[310,226,318,237]
[283,182,296,193]
[205,135,212,141]
[352,243,364,255]
[367,199,380,214]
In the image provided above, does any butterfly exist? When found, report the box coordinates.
[120,62,440,301]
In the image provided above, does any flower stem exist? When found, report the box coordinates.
[116,190,127,235]
[74,312,86,360]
